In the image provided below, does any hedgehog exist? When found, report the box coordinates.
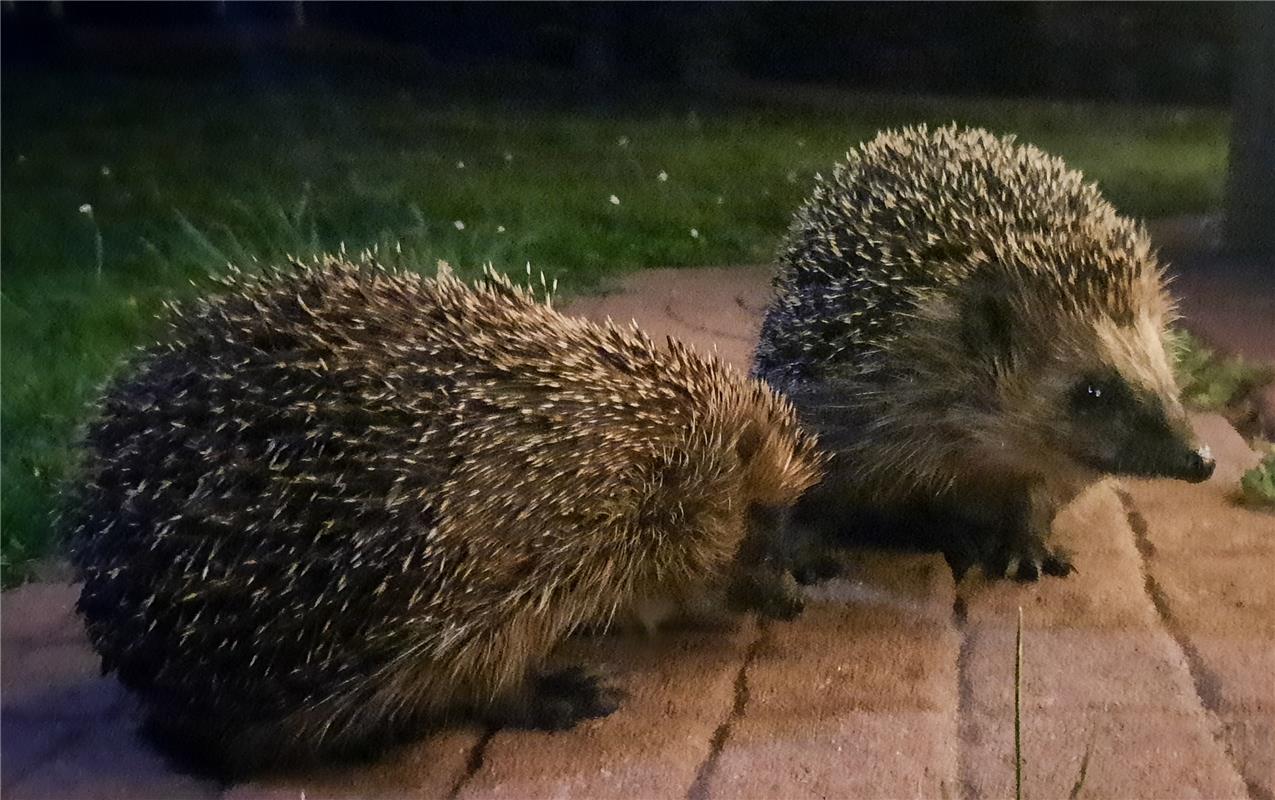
[67,256,822,774]
[752,124,1214,582]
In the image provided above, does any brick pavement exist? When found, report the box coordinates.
[3,265,1271,800]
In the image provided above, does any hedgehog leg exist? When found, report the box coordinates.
[989,483,1074,582]
[785,486,850,584]
[727,563,805,620]
[726,505,809,619]
[749,500,843,590]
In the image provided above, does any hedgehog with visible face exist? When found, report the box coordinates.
[67,257,822,775]
[753,124,1213,581]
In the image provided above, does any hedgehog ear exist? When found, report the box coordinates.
[960,280,1016,367]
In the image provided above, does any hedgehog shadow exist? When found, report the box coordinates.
[802,504,994,585]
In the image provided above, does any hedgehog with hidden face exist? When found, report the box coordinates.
[68,256,822,774]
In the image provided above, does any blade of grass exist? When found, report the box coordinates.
[173,209,231,267]
[1016,605,1024,800]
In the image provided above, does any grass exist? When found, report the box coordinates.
[1171,329,1275,413]
[1015,606,1024,800]
[1240,450,1275,509]
[0,67,1230,584]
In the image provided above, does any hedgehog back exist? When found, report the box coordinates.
[753,125,1134,389]
[69,261,739,728]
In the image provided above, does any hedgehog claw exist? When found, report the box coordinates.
[792,553,844,586]
[1003,556,1023,580]
[1041,550,1074,577]
[991,543,1073,582]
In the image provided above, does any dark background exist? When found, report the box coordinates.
[2,1,1239,106]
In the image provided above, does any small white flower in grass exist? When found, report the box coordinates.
[456,160,466,169]
[689,228,700,239]
[617,136,630,148]
[453,220,466,230]
[797,139,806,148]
[609,194,620,206]
[657,170,668,182]
[496,225,506,233]
[79,203,94,215]
[16,154,27,164]
[100,165,112,177]
[786,170,798,184]
[716,195,724,205]
[503,151,514,163]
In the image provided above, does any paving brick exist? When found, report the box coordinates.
[0,716,88,794]
[1175,633,1275,714]
[752,612,957,715]
[1218,711,1275,800]
[564,266,772,371]
[459,621,755,800]
[707,554,960,800]
[805,550,955,624]
[958,469,1252,799]
[707,710,958,800]
[1118,414,1275,722]
[0,582,81,644]
[959,488,1160,631]
[1,637,124,721]
[4,719,220,800]
[226,727,484,800]
[962,709,1248,800]
[1190,413,1266,487]
[1149,552,1275,639]
[962,627,1198,715]
[755,553,958,717]
[1140,551,1275,715]
[1162,245,1275,363]
[1127,478,1275,555]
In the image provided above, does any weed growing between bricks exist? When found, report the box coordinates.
[1171,329,1275,505]
[1239,450,1275,508]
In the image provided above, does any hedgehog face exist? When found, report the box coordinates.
[1060,368,1211,481]
[951,238,1212,487]
[1058,315,1213,482]
[1009,312,1214,484]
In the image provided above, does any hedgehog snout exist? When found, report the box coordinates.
[1132,438,1215,483]
[1180,445,1215,483]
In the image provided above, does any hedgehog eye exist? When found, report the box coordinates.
[1071,376,1121,412]
[1079,382,1109,405]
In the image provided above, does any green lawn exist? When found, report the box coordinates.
[0,69,1230,583]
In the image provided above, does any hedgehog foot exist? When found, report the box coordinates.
[728,566,805,620]
[510,666,624,730]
